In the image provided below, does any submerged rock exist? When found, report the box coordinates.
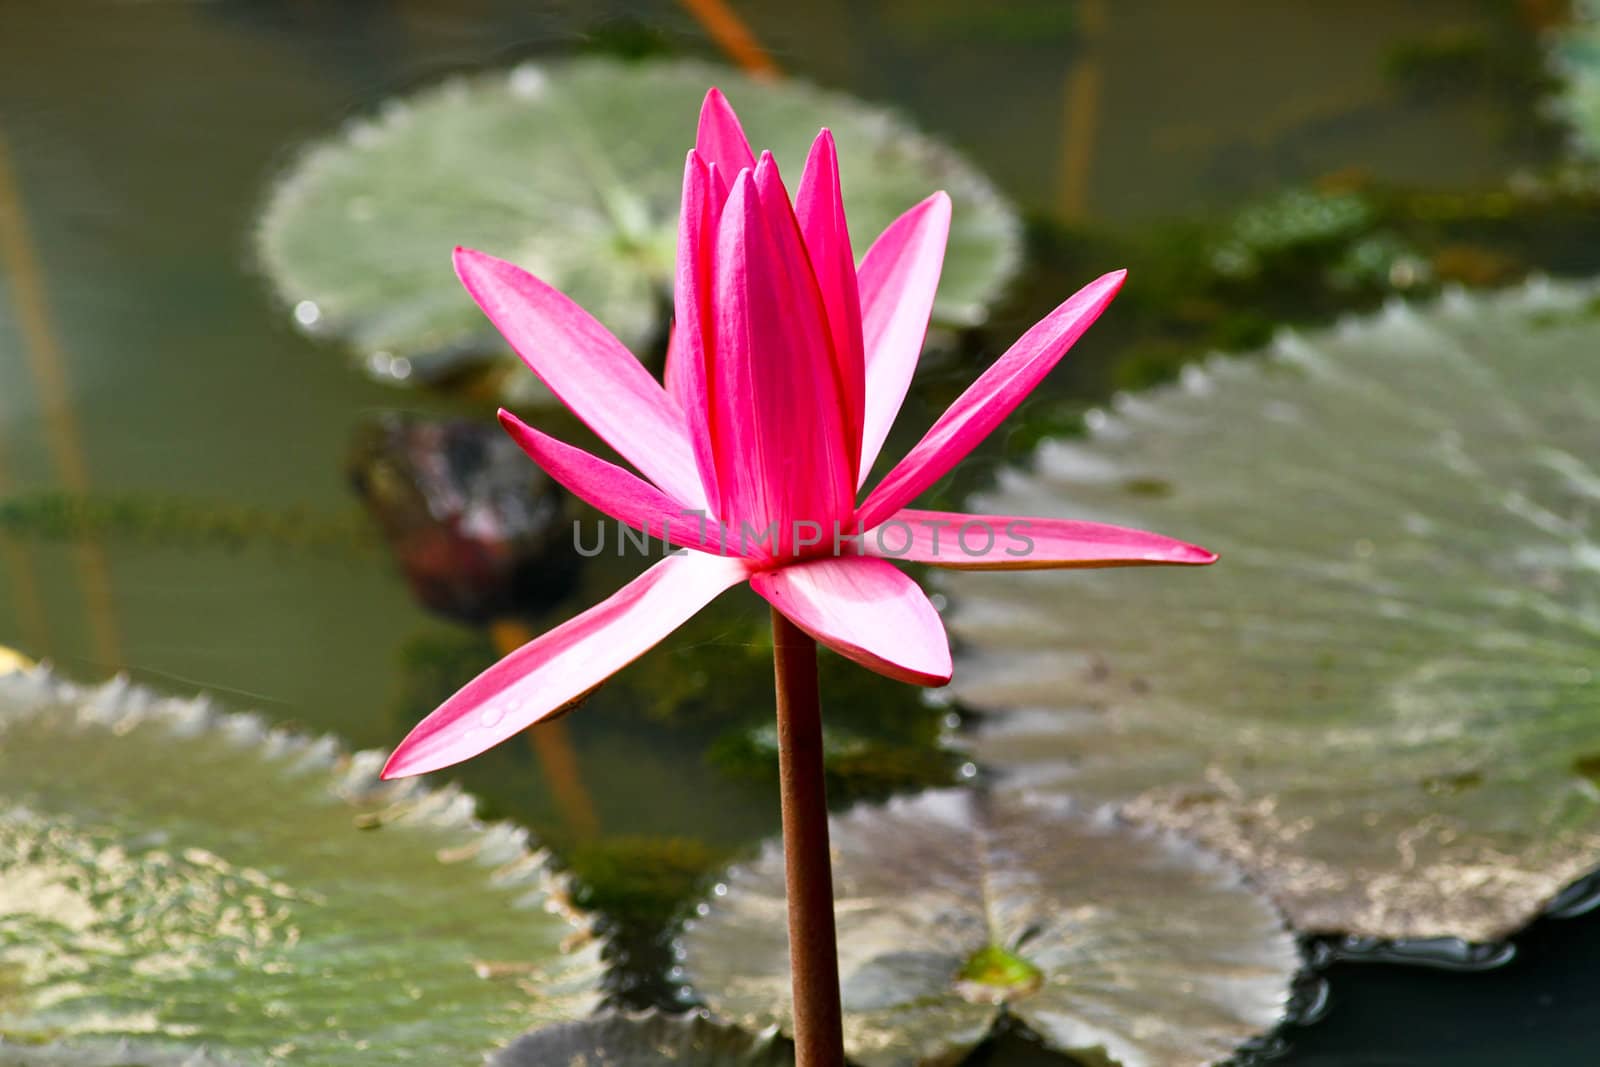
[348,413,572,624]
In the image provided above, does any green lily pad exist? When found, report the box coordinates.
[946,280,1600,942]
[0,666,604,1064]
[488,1010,791,1067]
[256,57,1021,401]
[1552,1,1600,159]
[677,790,1297,1067]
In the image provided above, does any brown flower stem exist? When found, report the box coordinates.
[491,619,601,841]
[770,606,844,1067]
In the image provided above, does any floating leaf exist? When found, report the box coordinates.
[946,280,1600,942]
[678,790,1297,1067]
[0,667,604,1064]
[488,1010,791,1067]
[256,58,1021,400]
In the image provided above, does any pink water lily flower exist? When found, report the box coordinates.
[382,89,1214,780]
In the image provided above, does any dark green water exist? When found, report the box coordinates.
[1,1,1597,1063]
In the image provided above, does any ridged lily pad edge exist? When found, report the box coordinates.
[2,663,596,916]
[941,276,1600,945]
[252,57,1024,368]
[488,1009,792,1067]
[673,788,1301,1067]
[0,662,607,1054]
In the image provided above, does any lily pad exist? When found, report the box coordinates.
[489,1010,791,1067]
[0,666,604,1064]
[677,790,1297,1067]
[1552,0,1600,159]
[946,280,1600,942]
[256,57,1021,400]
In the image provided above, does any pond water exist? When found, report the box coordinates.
[1,1,1597,1063]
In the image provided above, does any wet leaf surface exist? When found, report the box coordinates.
[678,789,1297,1067]
[256,57,1021,401]
[946,280,1600,942]
[0,667,604,1064]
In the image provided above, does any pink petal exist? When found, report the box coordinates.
[861,508,1217,569]
[857,270,1126,529]
[750,557,952,686]
[665,153,727,510]
[382,552,750,778]
[695,88,756,177]
[664,321,684,406]
[454,248,706,512]
[709,169,853,556]
[856,192,951,487]
[498,410,735,555]
[795,130,865,478]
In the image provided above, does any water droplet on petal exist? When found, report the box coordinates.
[293,300,321,327]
